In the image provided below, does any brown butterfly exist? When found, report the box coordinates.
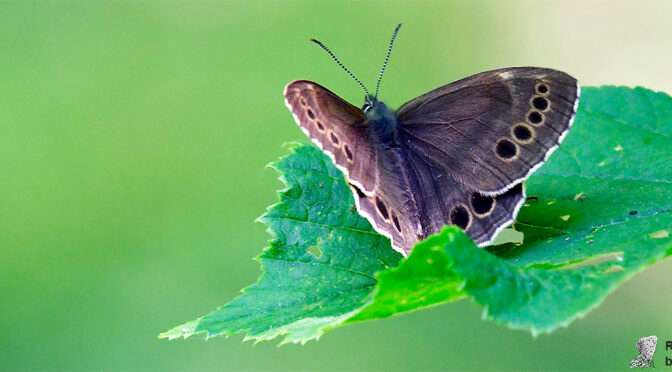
[284,24,579,255]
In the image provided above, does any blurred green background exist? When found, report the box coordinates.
[1,1,671,370]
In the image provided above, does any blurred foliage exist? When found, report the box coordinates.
[2,1,672,371]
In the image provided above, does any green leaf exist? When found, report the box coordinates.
[160,144,402,344]
[161,86,672,343]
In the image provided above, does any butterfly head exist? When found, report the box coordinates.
[311,23,402,114]
[362,95,389,117]
[363,97,394,124]
[362,95,376,113]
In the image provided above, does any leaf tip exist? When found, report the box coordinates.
[158,318,201,340]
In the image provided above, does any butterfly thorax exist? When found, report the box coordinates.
[364,99,399,147]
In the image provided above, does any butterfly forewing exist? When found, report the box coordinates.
[397,67,579,195]
[284,80,378,195]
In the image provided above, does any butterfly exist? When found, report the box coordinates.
[284,24,580,256]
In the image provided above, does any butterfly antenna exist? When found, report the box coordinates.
[374,23,402,100]
[310,38,371,97]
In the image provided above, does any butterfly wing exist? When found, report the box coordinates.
[347,160,423,254]
[285,68,579,255]
[397,67,579,195]
[404,148,526,247]
[285,80,425,253]
[350,146,526,253]
[285,80,377,195]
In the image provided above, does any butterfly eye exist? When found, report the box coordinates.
[363,103,372,112]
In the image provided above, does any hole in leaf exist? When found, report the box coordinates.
[307,245,323,259]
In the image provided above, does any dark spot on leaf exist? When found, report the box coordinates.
[629,210,638,215]
[587,240,594,244]
[471,193,494,215]
[513,125,532,141]
[343,144,353,160]
[316,121,325,131]
[307,109,315,119]
[392,214,402,233]
[450,206,470,230]
[375,197,389,220]
[532,96,549,110]
[536,84,548,94]
[330,133,339,145]
[528,111,543,124]
[496,139,517,159]
[526,196,539,202]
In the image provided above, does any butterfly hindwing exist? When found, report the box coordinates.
[397,67,579,195]
[348,182,419,253]
[349,146,526,252]
[402,148,526,246]
[284,80,377,195]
